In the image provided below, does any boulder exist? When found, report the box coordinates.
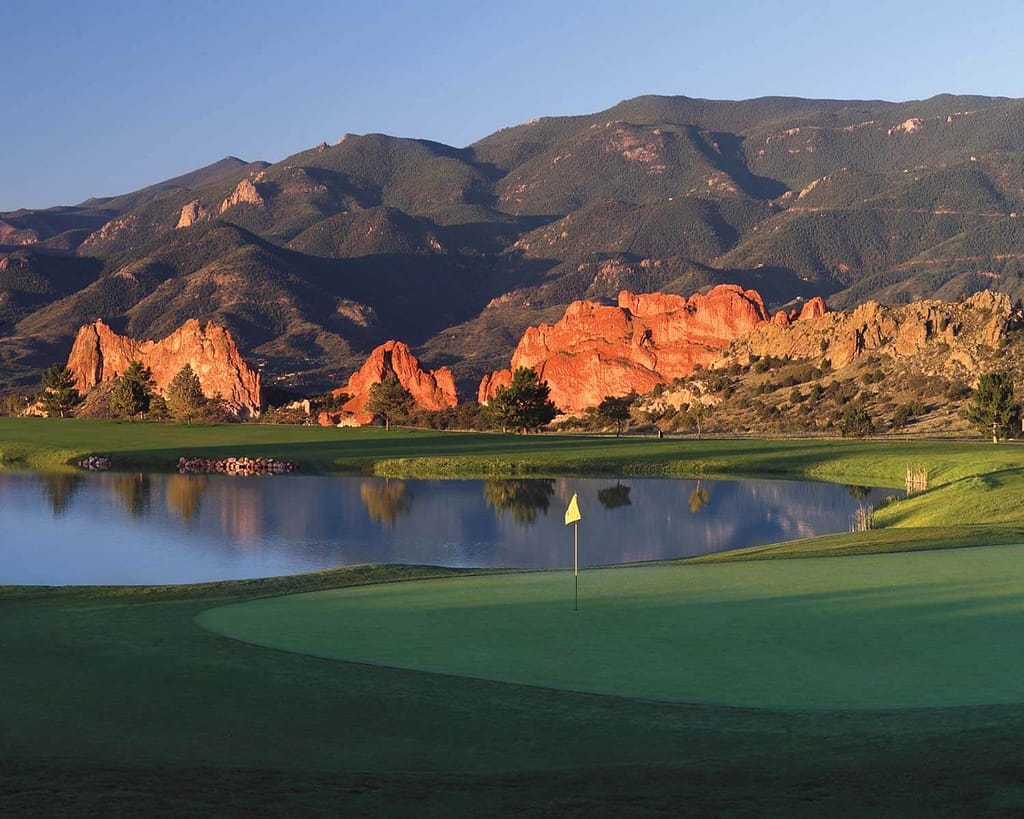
[333,340,457,424]
[66,319,262,418]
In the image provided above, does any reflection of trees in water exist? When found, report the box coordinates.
[112,473,152,518]
[166,475,208,524]
[597,482,631,510]
[360,480,412,525]
[846,484,871,502]
[483,479,555,523]
[38,472,83,516]
[688,480,710,515]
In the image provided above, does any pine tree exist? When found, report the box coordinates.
[964,371,1020,442]
[165,364,207,424]
[37,364,82,418]
[488,367,558,433]
[109,361,154,421]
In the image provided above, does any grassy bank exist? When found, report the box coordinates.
[0,417,1015,483]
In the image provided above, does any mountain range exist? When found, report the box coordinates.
[5,93,1024,398]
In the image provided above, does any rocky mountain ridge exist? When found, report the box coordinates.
[6,94,1024,396]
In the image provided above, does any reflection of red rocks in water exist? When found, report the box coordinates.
[216,482,264,544]
[166,475,208,524]
[479,286,823,413]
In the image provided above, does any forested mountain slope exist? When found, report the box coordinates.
[5,93,1024,395]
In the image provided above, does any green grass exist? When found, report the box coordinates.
[5,566,1024,817]
[7,423,1024,813]
[0,416,1017,481]
[198,548,1024,710]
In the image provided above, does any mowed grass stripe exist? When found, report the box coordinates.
[199,545,1024,710]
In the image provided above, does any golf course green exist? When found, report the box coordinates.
[199,547,1024,710]
[5,421,1024,815]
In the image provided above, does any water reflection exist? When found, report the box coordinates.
[0,472,894,585]
[37,472,83,516]
[166,475,207,524]
[360,479,412,525]
[112,473,151,518]
[597,482,631,509]
[688,481,710,515]
[483,479,555,523]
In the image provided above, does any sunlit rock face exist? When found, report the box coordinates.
[478,285,790,412]
[322,339,457,425]
[723,290,1010,371]
[66,318,262,418]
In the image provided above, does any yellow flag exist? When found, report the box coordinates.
[564,492,581,525]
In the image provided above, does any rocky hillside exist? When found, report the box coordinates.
[625,290,1022,437]
[6,94,1024,396]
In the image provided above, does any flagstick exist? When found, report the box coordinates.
[574,521,578,611]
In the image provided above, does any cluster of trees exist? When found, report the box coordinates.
[34,362,221,423]
[361,367,562,433]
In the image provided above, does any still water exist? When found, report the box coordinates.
[0,472,890,585]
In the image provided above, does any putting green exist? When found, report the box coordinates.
[198,545,1024,710]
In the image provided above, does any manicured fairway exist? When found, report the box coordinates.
[200,545,1024,710]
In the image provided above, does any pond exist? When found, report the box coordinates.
[0,472,892,585]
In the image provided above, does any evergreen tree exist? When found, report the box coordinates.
[841,404,874,438]
[165,364,207,424]
[365,375,414,430]
[964,371,1020,442]
[488,367,558,433]
[109,361,154,421]
[37,364,82,418]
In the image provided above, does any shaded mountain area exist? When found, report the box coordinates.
[7,94,1024,396]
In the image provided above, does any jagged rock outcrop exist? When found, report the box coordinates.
[176,200,207,228]
[479,285,810,412]
[718,290,1011,372]
[323,340,457,425]
[219,176,265,213]
[66,319,262,418]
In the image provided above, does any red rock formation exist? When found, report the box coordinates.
[798,297,827,321]
[176,200,207,228]
[219,176,265,213]
[326,340,457,425]
[479,285,806,413]
[476,369,513,404]
[66,319,262,418]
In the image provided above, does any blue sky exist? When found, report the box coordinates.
[5,0,1024,211]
